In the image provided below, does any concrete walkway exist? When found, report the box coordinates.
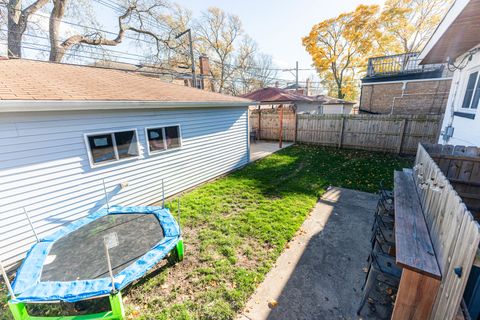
[250,141,294,162]
[237,187,380,320]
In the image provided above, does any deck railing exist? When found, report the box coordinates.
[366,52,444,78]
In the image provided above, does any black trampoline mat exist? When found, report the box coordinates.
[40,213,165,282]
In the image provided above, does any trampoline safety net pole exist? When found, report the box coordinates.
[23,207,39,243]
[162,179,165,209]
[103,233,118,293]
[102,179,110,210]
[0,260,15,299]
[178,198,181,235]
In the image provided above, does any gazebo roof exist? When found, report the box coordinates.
[241,87,313,105]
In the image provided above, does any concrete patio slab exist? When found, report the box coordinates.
[237,187,383,320]
[250,141,294,162]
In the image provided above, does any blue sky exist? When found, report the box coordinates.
[87,0,385,83]
[2,0,385,84]
[176,0,385,82]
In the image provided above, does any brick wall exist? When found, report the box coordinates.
[359,79,451,115]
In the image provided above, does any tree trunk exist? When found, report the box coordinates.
[7,24,23,58]
[49,0,67,62]
[7,0,49,58]
[7,0,24,58]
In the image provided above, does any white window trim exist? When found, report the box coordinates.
[460,66,480,112]
[145,124,183,156]
[84,128,140,168]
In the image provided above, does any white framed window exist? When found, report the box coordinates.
[461,70,480,110]
[145,125,182,155]
[84,129,140,167]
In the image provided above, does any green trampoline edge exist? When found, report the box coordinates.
[8,292,125,320]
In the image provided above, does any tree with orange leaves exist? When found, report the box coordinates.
[302,5,387,100]
[303,1,452,100]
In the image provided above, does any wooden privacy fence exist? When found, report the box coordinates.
[250,108,296,142]
[249,110,442,155]
[296,114,441,154]
[424,144,480,220]
[414,143,480,319]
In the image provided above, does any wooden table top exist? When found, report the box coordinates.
[394,170,442,279]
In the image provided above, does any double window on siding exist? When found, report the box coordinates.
[85,130,140,166]
[146,125,182,154]
[461,70,480,110]
[85,126,182,167]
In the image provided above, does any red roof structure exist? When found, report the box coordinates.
[241,88,356,106]
[241,87,313,104]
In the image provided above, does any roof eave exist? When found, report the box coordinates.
[322,102,356,105]
[419,0,471,64]
[0,100,254,113]
[249,100,306,105]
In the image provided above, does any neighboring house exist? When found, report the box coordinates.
[283,83,309,96]
[359,52,452,115]
[242,87,355,115]
[296,95,356,115]
[0,58,252,267]
[419,0,480,146]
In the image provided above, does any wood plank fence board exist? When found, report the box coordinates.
[423,143,480,219]
[413,143,480,319]
[250,112,442,154]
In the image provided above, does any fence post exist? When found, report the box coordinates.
[338,116,345,148]
[397,118,407,154]
[258,107,261,140]
[294,111,298,143]
[279,105,284,148]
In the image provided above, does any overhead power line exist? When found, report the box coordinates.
[0,3,172,45]
[0,1,366,89]
[1,3,367,74]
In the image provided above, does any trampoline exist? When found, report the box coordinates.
[2,205,184,320]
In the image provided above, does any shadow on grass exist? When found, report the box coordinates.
[0,145,412,320]
[231,145,412,199]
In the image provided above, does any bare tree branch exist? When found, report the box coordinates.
[49,0,174,62]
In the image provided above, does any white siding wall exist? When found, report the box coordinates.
[323,104,352,115]
[0,106,249,267]
[439,50,480,146]
[296,102,320,114]
[296,102,353,115]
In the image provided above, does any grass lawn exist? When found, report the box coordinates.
[0,145,412,320]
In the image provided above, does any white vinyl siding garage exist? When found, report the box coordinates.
[0,106,249,267]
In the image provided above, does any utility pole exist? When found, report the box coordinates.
[176,29,197,88]
[295,61,299,92]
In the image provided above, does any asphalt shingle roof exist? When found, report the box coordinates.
[0,59,252,104]
[241,87,356,105]
[240,87,313,103]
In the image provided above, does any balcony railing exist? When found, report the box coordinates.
[366,52,444,78]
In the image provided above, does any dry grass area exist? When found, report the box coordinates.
[1,145,412,320]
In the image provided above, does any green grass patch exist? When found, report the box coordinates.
[0,145,411,320]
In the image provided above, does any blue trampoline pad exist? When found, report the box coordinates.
[11,205,181,303]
